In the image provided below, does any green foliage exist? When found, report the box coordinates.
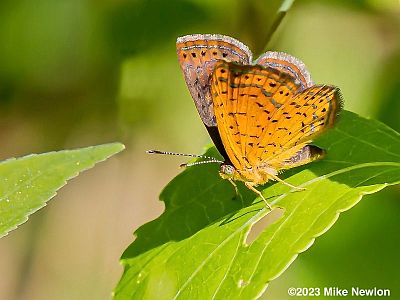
[107,0,208,56]
[115,111,399,299]
[0,143,124,238]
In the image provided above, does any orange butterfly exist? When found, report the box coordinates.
[150,34,342,209]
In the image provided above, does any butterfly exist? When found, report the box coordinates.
[149,34,342,209]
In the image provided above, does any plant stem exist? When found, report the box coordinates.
[261,0,295,53]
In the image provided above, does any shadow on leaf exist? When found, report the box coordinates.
[122,147,257,259]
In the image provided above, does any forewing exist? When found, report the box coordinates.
[177,34,252,127]
[211,61,303,170]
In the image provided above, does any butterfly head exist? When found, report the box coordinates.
[219,163,237,179]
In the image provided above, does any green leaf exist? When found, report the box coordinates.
[0,143,125,238]
[115,111,400,300]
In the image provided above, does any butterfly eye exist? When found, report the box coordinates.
[220,164,235,176]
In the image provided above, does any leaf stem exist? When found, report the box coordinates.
[261,0,295,53]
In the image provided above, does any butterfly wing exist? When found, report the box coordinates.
[279,145,325,169]
[211,61,303,170]
[176,34,252,127]
[256,51,313,91]
[211,60,342,173]
[254,84,342,170]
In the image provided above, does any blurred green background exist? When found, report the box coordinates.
[0,0,398,299]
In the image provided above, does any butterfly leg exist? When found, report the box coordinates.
[228,178,244,202]
[228,178,239,194]
[269,174,306,191]
[244,182,272,210]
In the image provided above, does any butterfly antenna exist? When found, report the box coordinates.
[180,160,223,168]
[146,149,220,161]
